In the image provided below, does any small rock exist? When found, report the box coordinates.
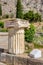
[29,49,42,59]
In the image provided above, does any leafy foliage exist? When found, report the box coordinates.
[16,0,23,19]
[25,24,35,42]
[0,21,8,32]
[34,13,41,22]
[24,11,41,22]
[0,21,4,28]
[24,11,34,22]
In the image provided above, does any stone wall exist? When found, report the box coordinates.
[0,32,8,50]
[14,57,43,65]
[0,53,43,65]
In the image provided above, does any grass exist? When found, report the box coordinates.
[25,44,33,53]
[25,42,43,54]
[34,43,43,48]
[0,28,8,32]
[25,48,32,53]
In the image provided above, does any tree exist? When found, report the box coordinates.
[16,0,23,19]
[0,4,2,16]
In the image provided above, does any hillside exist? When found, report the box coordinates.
[0,0,43,19]
[22,0,43,18]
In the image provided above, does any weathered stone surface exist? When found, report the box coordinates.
[5,18,29,28]
[0,0,43,19]
[1,53,43,65]
[1,53,7,62]
[1,53,14,65]
[1,0,17,17]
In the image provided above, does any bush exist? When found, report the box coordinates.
[24,11,42,22]
[0,4,2,16]
[24,11,34,22]
[0,28,8,32]
[16,0,23,19]
[25,24,35,42]
[34,13,41,22]
[0,21,4,28]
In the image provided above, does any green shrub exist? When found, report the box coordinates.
[0,28,8,32]
[24,11,34,22]
[16,0,23,19]
[25,24,35,42]
[0,4,2,16]
[24,11,42,22]
[0,21,4,28]
[34,13,41,22]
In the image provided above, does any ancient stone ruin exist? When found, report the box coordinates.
[5,18,30,54]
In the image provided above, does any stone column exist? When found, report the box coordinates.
[13,28,24,54]
[8,28,25,54]
[8,28,14,53]
[6,18,30,54]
